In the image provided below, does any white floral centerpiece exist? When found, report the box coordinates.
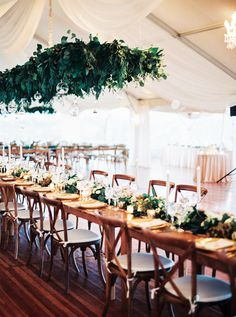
[38,172,52,187]
[9,166,32,180]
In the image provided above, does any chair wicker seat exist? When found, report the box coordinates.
[165,275,231,303]
[54,228,100,245]
[112,252,174,272]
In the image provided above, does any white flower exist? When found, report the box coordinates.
[232,232,236,241]
[188,206,195,213]
[96,190,101,195]
[205,210,222,221]
[67,178,75,185]
[49,183,55,189]
[43,172,51,179]
[224,217,233,224]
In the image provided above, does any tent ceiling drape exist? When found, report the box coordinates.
[0,0,235,113]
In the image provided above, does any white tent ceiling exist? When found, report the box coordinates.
[0,0,236,113]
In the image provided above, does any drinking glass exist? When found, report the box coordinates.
[105,186,113,207]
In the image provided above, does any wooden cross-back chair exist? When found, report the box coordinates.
[89,169,108,181]
[20,188,48,276]
[148,180,175,196]
[44,161,72,171]
[174,184,208,203]
[140,229,232,317]
[137,179,176,253]
[39,195,103,293]
[44,161,56,171]
[219,252,236,317]
[99,216,174,316]
[0,183,41,259]
[88,169,108,231]
[112,174,135,187]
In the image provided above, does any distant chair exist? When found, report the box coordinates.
[88,170,108,231]
[112,174,135,187]
[175,184,208,203]
[89,169,108,181]
[44,161,56,171]
[44,161,72,171]
[148,180,175,196]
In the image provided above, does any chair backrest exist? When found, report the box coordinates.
[89,169,108,181]
[0,182,18,218]
[175,184,208,203]
[39,195,68,242]
[112,174,135,187]
[131,228,197,307]
[148,180,175,196]
[218,252,236,317]
[97,215,132,281]
[19,188,43,230]
[44,161,56,171]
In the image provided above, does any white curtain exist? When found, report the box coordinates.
[58,0,162,34]
[0,0,45,52]
[0,0,16,18]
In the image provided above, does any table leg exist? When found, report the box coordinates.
[105,226,116,300]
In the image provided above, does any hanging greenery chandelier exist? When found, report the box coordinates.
[0,32,167,113]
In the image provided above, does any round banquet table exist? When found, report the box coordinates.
[194,152,232,183]
[161,145,199,168]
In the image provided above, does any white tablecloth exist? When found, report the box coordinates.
[194,153,232,183]
[161,145,199,168]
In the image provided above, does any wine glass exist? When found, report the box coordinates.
[112,187,120,209]
[167,202,176,226]
[105,186,113,207]
[190,192,198,207]
[130,182,138,194]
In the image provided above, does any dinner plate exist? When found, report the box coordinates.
[54,193,80,200]
[66,200,107,209]
[32,186,53,193]
[15,181,34,186]
[1,177,16,182]
[196,237,234,251]
[128,218,169,230]
[78,200,107,209]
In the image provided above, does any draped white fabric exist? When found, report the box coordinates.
[58,0,162,34]
[0,0,45,52]
[0,0,16,18]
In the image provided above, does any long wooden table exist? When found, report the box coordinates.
[1,179,236,303]
[63,202,236,274]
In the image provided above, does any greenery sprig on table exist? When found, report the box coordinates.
[0,31,167,113]
[11,167,29,178]
[177,206,236,240]
[132,194,170,221]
